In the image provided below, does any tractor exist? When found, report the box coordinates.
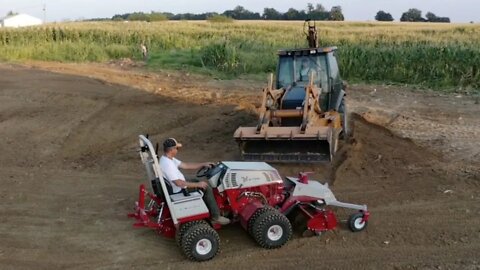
[129,135,369,261]
[234,20,348,162]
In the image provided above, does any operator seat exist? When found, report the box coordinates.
[151,177,203,203]
[150,177,173,200]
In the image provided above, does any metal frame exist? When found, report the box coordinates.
[137,135,210,226]
[138,135,180,224]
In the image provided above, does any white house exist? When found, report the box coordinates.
[0,13,43,28]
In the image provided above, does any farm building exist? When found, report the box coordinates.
[0,13,43,28]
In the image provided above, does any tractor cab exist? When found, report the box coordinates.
[276,47,343,112]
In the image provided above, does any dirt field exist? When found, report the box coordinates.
[0,62,479,270]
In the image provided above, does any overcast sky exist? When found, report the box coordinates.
[1,0,478,23]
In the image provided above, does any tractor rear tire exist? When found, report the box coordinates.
[252,211,292,249]
[175,220,209,247]
[247,206,276,236]
[348,212,368,232]
[181,223,220,261]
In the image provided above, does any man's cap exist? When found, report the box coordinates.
[163,138,183,149]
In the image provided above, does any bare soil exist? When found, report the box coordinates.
[0,62,479,270]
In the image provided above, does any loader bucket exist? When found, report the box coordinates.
[238,139,331,162]
[234,126,340,163]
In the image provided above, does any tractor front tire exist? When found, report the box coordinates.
[348,212,368,232]
[252,211,292,249]
[247,206,276,236]
[181,223,220,261]
[175,220,209,247]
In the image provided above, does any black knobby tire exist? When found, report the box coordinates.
[252,211,292,249]
[348,212,368,232]
[181,223,220,261]
[339,98,349,140]
[175,220,209,247]
[247,206,276,236]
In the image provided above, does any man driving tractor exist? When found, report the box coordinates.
[159,138,230,225]
[298,58,313,82]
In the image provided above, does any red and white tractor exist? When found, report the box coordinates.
[129,135,370,261]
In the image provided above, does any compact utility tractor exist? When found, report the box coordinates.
[234,20,348,162]
[129,135,370,261]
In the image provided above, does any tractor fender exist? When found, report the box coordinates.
[333,89,346,112]
[281,201,300,217]
[238,201,264,230]
[279,195,319,213]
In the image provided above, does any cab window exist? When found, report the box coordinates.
[295,55,328,88]
[327,52,340,80]
[277,57,294,88]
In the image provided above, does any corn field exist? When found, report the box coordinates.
[0,20,479,90]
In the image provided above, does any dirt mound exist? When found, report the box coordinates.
[334,114,446,198]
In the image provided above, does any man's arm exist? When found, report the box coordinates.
[172,179,208,189]
[179,161,212,170]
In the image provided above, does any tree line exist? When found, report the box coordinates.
[376,9,450,23]
[105,5,452,23]
[110,4,345,22]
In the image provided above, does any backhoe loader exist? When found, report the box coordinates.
[234,20,348,162]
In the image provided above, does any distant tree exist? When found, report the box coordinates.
[306,3,329,20]
[400,8,425,22]
[174,13,196,20]
[223,5,260,20]
[126,12,150,21]
[307,3,326,13]
[222,10,235,18]
[107,4,349,22]
[316,4,326,12]
[425,12,450,23]
[207,15,233,23]
[112,15,123,21]
[223,7,237,19]
[231,5,246,18]
[161,12,175,19]
[262,8,282,20]
[149,12,168,21]
[251,12,262,20]
[375,10,394,21]
[437,17,450,23]
[112,11,169,22]
[298,10,308,20]
[307,3,315,13]
[284,8,301,20]
[6,11,18,16]
[329,6,344,21]
[425,12,436,22]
